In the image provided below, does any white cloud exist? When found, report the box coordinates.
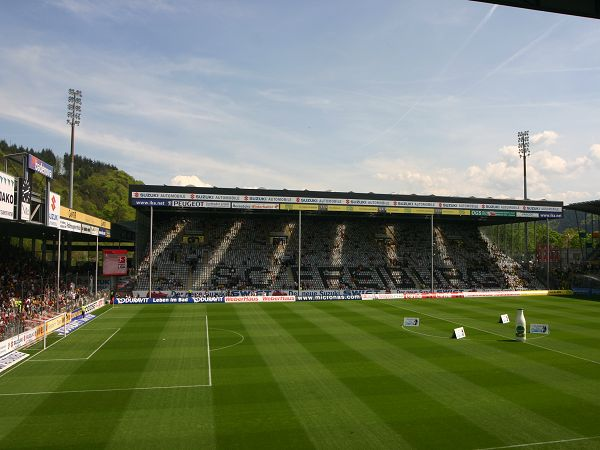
[546,191,592,204]
[498,145,519,161]
[532,150,567,173]
[170,175,212,187]
[590,144,600,160]
[531,130,559,146]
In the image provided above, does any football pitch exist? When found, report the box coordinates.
[1,296,599,449]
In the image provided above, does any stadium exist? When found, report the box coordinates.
[1,1,600,449]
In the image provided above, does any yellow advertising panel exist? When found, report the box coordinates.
[386,207,435,215]
[519,290,548,296]
[441,209,471,216]
[279,204,319,211]
[548,289,574,296]
[46,314,66,333]
[61,206,111,229]
[35,324,45,339]
[182,235,205,245]
[327,205,378,213]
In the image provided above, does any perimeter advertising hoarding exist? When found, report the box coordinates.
[115,297,225,304]
[131,189,563,216]
[61,206,111,230]
[47,191,60,228]
[19,178,31,221]
[59,218,82,233]
[27,155,54,179]
[386,207,435,215]
[279,204,319,211]
[232,202,279,210]
[471,210,516,217]
[0,171,15,220]
[327,205,379,213]
[103,249,128,276]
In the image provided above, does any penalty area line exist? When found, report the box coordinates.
[475,434,600,449]
[0,383,212,397]
[0,306,116,378]
[86,328,121,359]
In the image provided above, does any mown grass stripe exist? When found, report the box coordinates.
[381,299,600,366]
[210,304,314,449]
[423,297,600,340]
[0,305,165,449]
[401,311,600,407]
[276,303,498,449]
[314,301,583,448]
[101,305,216,449]
[241,303,411,449]
[359,301,600,437]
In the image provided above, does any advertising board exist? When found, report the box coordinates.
[103,249,128,276]
[115,297,225,304]
[0,171,15,220]
[47,191,61,228]
[27,155,53,178]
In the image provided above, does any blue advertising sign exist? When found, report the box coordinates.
[539,212,563,219]
[131,199,170,207]
[27,155,54,179]
[115,297,225,304]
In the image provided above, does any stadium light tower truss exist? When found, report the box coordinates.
[518,130,530,262]
[518,131,530,200]
[67,89,82,209]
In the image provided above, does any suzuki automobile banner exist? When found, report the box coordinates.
[47,191,61,228]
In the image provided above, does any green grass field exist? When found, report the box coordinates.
[1,295,599,449]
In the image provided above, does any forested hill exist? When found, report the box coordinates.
[0,140,143,223]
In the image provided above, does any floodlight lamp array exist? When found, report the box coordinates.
[67,89,83,126]
[517,130,530,158]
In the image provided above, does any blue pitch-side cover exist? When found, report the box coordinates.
[55,314,97,335]
[0,351,29,371]
[115,297,225,304]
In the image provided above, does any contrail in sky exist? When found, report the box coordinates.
[359,5,498,150]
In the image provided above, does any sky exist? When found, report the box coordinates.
[1,0,600,204]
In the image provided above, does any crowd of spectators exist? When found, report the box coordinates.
[0,244,93,341]
[135,215,545,292]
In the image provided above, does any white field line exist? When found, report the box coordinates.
[0,383,211,397]
[0,306,115,378]
[78,327,123,331]
[28,327,121,362]
[206,315,212,387]
[384,301,600,366]
[85,328,121,359]
[209,328,245,352]
[475,434,600,449]
[401,325,448,339]
[28,358,87,362]
[105,315,206,319]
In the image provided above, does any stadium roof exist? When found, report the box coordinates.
[129,185,563,224]
[0,219,134,243]
[471,0,600,20]
[565,200,600,215]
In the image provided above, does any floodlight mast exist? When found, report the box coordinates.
[67,89,82,209]
[518,131,530,262]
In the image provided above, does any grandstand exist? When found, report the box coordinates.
[129,185,561,295]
